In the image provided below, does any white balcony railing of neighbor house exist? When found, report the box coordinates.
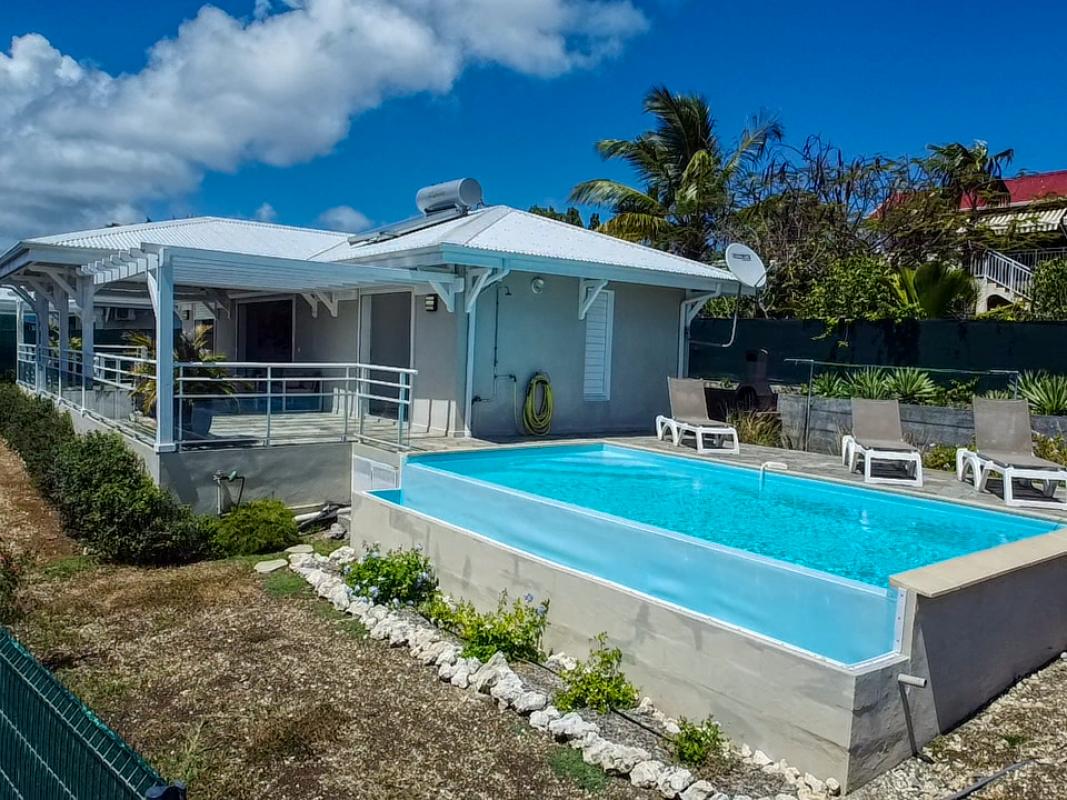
[16,345,416,452]
[969,249,1034,299]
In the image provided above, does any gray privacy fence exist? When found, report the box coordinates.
[0,627,183,799]
[690,318,1067,386]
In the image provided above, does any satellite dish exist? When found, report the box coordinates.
[724,243,767,289]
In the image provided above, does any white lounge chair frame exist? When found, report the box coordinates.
[840,399,923,487]
[655,378,739,455]
[956,398,1067,509]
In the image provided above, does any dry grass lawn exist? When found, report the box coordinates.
[0,441,645,799]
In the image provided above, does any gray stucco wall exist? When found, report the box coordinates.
[468,273,682,438]
[412,296,462,435]
[159,441,353,513]
[294,298,358,361]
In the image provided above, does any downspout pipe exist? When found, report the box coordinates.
[464,296,476,437]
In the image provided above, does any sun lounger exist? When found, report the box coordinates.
[841,399,923,486]
[655,377,739,455]
[956,398,1067,508]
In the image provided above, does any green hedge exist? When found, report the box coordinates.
[0,382,214,565]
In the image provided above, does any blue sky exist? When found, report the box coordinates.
[1,0,1065,242]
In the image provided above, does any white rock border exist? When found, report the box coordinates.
[279,551,840,800]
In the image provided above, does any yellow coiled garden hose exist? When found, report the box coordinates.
[522,372,553,436]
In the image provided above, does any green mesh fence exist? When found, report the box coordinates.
[0,627,168,799]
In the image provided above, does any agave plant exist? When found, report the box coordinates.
[127,325,235,416]
[1018,371,1067,416]
[982,389,1013,400]
[884,368,938,405]
[846,368,891,400]
[809,372,850,399]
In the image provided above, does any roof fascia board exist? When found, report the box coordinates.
[438,244,739,293]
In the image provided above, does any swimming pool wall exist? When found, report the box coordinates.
[348,443,1067,790]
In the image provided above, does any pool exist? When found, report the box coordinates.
[373,443,1058,665]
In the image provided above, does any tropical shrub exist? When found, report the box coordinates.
[798,255,917,325]
[671,717,728,767]
[1018,372,1067,416]
[1034,435,1067,466]
[931,378,979,408]
[425,590,548,661]
[0,541,25,623]
[54,432,215,565]
[555,633,639,713]
[922,443,957,471]
[345,544,437,606]
[846,368,891,400]
[0,382,75,500]
[975,302,1029,322]
[983,389,1013,400]
[727,410,781,447]
[213,498,299,556]
[809,372,850,399]
[884,368,938,405]
[0,387,214,566]
[1030,257,1067,321]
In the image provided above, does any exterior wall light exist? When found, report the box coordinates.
[424,294,439,312]
[530,277,545,295]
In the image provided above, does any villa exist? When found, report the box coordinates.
[0,179,743,512]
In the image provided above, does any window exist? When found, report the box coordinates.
[583,289,614,401]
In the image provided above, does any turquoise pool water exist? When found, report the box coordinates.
[376,443,1060,664]
[401,444,1058,587]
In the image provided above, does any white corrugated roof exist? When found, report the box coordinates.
[315,206,735,283]
[26,216,349,261]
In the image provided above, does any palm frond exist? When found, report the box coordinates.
[569,179,666,215]
[597,212,672,243]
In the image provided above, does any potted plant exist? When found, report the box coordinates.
[127,325,237,438]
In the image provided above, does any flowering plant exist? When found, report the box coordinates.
[344,543,437,606]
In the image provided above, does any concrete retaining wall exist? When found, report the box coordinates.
[67,411,351,514]
[779,393,1067,454]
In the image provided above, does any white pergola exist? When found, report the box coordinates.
[4,242,463,452]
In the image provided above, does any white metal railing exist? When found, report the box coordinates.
[17,344,156,438]
[969,249,1033,299]
[1000,247,1067,270]
[17,347,416,452]
[174,361,416,450]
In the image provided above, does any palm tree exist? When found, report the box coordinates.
[127,324,233,416]
[570,86,782,262]
[891,262,978,319]
[926,141,1013,210]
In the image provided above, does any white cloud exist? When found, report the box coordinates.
[0,0,646,245]
[316,205,371,232]
[254,202,278,222]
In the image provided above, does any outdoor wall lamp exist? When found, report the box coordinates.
[424,294,438,312]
